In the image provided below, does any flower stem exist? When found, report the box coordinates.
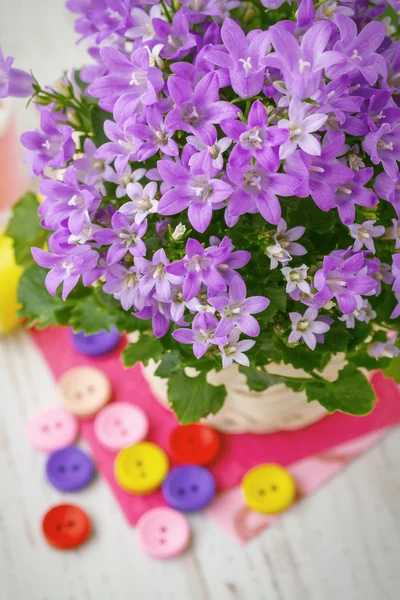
[160,0,173,23]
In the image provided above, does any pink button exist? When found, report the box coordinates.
[137,507,191,560]
[27,408,79,452]
[94,402,149,451]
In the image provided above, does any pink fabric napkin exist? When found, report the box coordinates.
[31,326,400,529]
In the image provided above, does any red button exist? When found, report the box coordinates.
[168,424,220,466]
[42,504,91,550]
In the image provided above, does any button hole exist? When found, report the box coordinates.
[159,526,167,533]
[121,429,128,436]
[135,461,143,467]
[57,466,65,473]
[258,489,266,496]
[72,464,80,471]
[67,520,75,527]
[75,392,83,400]
[41,425,49,433]
[55,524,62,531]
[55,421,63,429]
[270,485,278,491]
[178,488,185,496]
[140,472,146,478]
[191,485,199,493]
[114,418,121,426]
[159,538,166,545]
[87,385,95,394]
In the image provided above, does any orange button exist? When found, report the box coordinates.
[169,424,220,465]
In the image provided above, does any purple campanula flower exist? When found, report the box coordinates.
[173,312,229,359]
[112,165,146,198]
[281,265,311,294]
[333,168,378,226]
[209,236,251,285]
[157,153,233,233]
[218,328,255,368]
[126,105,179,161]
[121,181,159,224]
[209,275,270,337]
[339,299,376,329]
[374,171,400,217]
[73,138,115,193]
[344,90,400,137]
[284,134,353,214]
[165,238,230,301]
[21,109,75,177]
[88,46,164,114]
[187,135,231,170]
[39,166,101,235]
[0,47,33,98]
[392,294,400,319]
[274,218,307,256]
[363,123,400,180]
[385,218,400,249]
[66,0,131,43]
[349,220,385,253]
[205,18,270,98]
[95,120,142,176]
[126,5,163,41]
[221,100,289,171]
[135,248,181,302]
[31,245,99,300]
[266,244,291,269]
[165,71,240,146]
[102,263,143,311]
[288,308,331,350]
[265,21,342,100]
[93,212,147,264]
[227,161,300,225]
[368,332,400,358]
[152,7,196,60]
[314,251,376,314]
[277,96,328,159]
[135,300,173,338]
[392,254,400,293]
[327,15,387,86]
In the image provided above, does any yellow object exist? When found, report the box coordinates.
[115,442,169,495]
[0,235,22,334]
[242,464,296,514]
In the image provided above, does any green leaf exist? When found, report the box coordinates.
[278,339,329,373]
[122,334,164,368]
[167,371,227,424]
[322,321,349,353]
[305,365,376,415]
[383,357,400,383]
[155,350,182,378]
[17,264,66,328]
[347,350,391,371]
[5,192,47,266]
[70,294,118,334]
[239,364,309,392]
[91,105,112,147]
[266,286,287,313]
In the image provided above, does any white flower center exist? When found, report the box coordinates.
[68,194,84,208]
[239,57,252,73]
[350,49,362,61]
[297,319,310,332]
[119,229,137,247]
[124,272,138,288]
[298,59,311,74]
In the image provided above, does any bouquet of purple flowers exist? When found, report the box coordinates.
[3,0,400,422]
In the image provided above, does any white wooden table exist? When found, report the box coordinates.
[1,1,400,598]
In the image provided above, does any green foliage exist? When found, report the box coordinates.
[17,264,66,328]
[383,358,400,383]
[305,365,376,415]
[239,364,308,392]
[122,334,164,368]
[155,351,182,378]
[91,106,112,147]
[5,192,48,266]
[167,371,227,424]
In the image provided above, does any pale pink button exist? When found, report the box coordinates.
[94,402,149,451]
[137,507,191,559]
[27,408,79,452]
[59,366,112,418]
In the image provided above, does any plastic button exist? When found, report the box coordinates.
[168,424,220,466]
[114,442,169,494]
[94,402,149,451]
[137,507,191,559]
[59,366,112,418]
[242,464,296,514]
[42,504,91,550]
[71,327,121,357]
[27,408,79,452]
[162,465,216,512]
[46,446,95,492]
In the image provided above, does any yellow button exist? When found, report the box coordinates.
[115,442,169,495]
[242,464,296,514]
[0,235,22,334]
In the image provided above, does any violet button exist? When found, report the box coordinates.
[71,327,121,357]
[46,446,95,492]
[162,465,216,513]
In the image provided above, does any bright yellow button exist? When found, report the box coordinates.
[242,464,296,514]
[115,442,169,495]
[0,235,22,334]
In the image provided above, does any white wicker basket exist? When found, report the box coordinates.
[140,354,347,434]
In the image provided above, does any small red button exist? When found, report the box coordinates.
[168,424,220,466]
[42,504,91,550]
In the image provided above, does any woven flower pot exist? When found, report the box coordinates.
[141,354,347,433]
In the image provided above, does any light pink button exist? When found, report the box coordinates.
[137,507,191,559]
[27,408,79,452]
[94,402,149,451]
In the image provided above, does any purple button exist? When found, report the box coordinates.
[71,328,121,357]
[46,446,95,492]
[162,466,216,513]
